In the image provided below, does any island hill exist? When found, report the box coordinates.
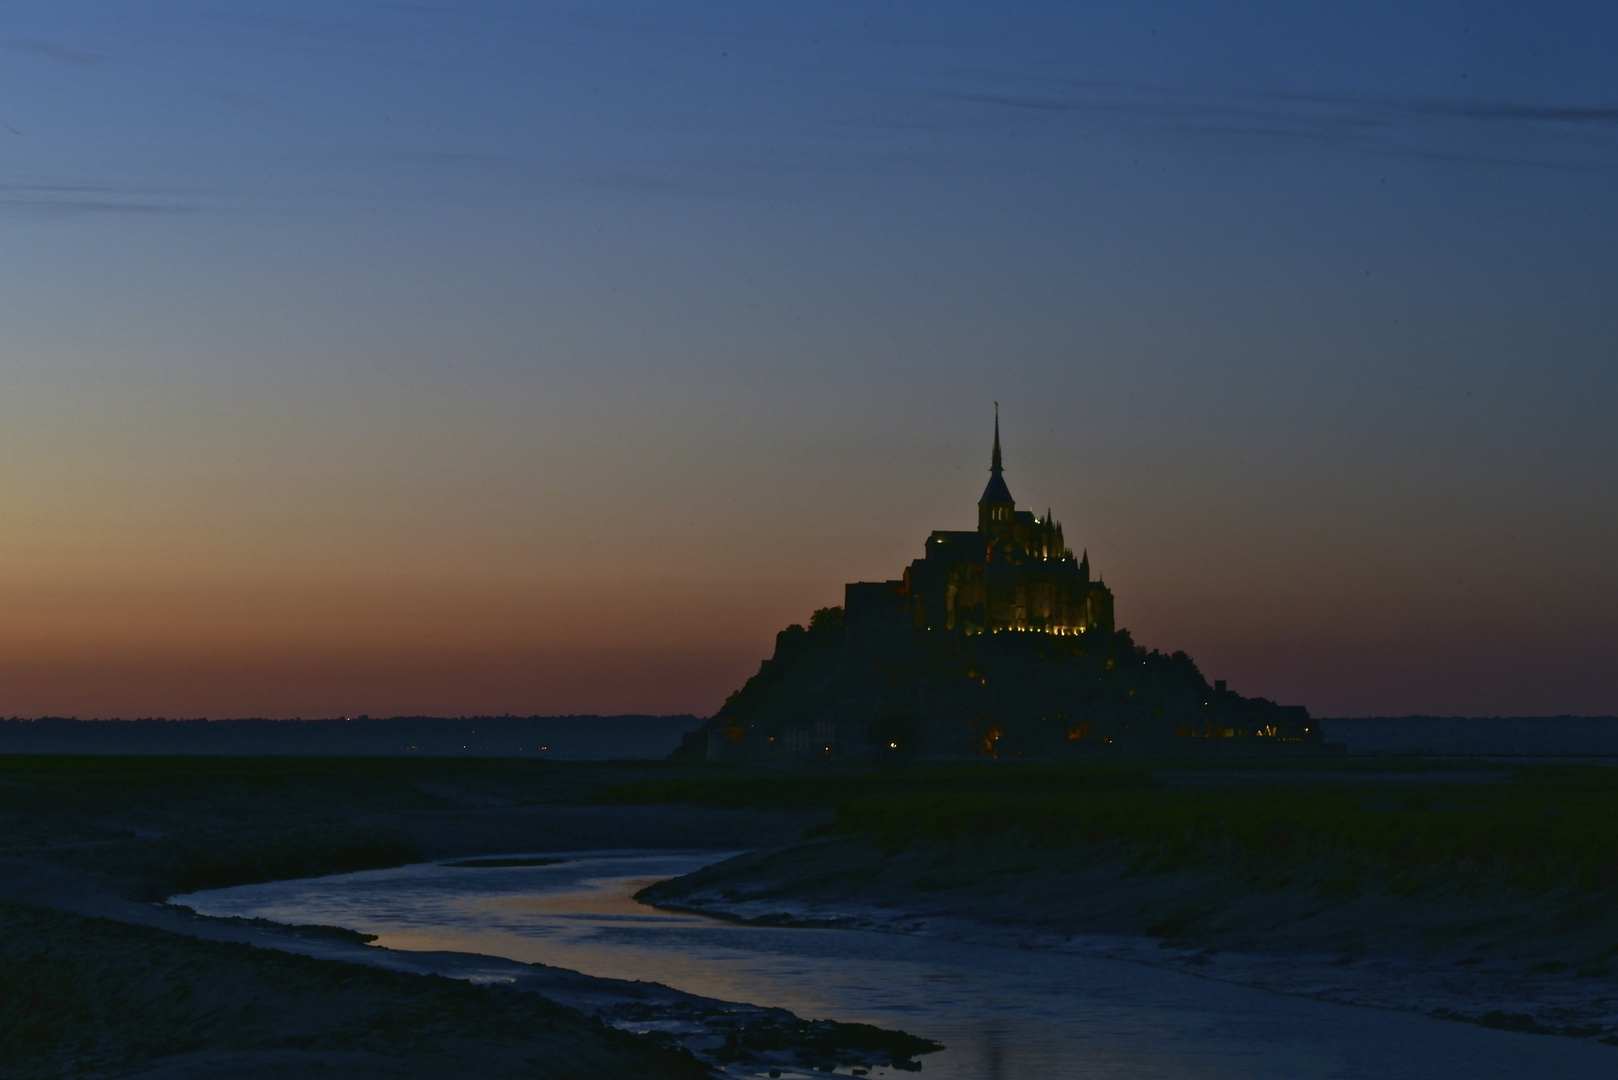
[680,415,1329,762]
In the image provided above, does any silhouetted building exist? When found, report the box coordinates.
[681,410,1326,763]
[847,410,1114,640]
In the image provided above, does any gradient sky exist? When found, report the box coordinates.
[2,2,1615,719]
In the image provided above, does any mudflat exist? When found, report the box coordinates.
[0,897,707,1080]
[2,755,952,1078]
[11,753,1618,1073]
[626,760,1618,1045]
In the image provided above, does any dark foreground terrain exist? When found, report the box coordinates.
[0,899,708,1080]
[0,755,933,1079]
[624,760,1618,1044]
[7,754,1618,1075]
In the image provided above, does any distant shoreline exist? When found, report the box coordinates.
[1321,716,1618,757]
[3,714,1617,759]
[0,714,700,759]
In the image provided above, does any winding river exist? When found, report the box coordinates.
[173,851,1615,1079]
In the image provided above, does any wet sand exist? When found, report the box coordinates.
[0,894,709,1080]
[638,833,1618,1045]
[3,757,928,1078]
[11,755,1618,1073]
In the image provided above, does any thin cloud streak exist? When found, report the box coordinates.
[0,180,199,215]
[7,36,105,66]
[928,77,1618,169]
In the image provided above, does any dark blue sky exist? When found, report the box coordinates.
[3,2,1615,717]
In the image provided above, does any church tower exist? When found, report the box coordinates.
[977,405,1016,535]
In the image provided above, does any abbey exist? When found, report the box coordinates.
[846,412,1114,640]
[679,409,1324,763]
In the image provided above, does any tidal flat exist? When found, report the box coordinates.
[5,754,1618,1076]
[0,898,710,1079]
[0,755,880,1077]
[626,762,1618,1043]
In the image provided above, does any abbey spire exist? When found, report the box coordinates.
[978,404,1015,529]
[991,404,1003,474]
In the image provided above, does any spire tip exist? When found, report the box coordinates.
[990,405,1003,474]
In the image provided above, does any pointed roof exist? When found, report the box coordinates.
[979,404,1015,505]
[991,406,1003,472]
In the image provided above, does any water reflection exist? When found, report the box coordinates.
[977,1019,1008,1080]
[175,852,1617,1080]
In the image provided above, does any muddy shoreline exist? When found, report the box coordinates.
[1,757,947,1078]
[636,834,1618,1046]
[12,754,1618,1074]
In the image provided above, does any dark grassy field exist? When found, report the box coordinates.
[826,764,1618,898]
[0,754,700,899]
[15,754,1590,907]
[602,759,1618,897]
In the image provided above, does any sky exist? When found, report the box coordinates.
[2,1,1615,719]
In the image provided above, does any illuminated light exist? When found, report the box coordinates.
[889,741,899,749]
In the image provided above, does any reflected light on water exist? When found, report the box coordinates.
[175,852,1618,1080]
